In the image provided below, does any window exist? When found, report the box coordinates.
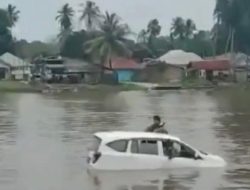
[107,140,128,152]
[162,140,196,159]
[131,139,158,155]
[179,143,196,159]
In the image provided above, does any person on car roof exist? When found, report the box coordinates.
[145,115,168,134]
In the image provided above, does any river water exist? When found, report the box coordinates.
[0,88,250,190]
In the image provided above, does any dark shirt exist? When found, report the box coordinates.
[145,123,168,134]
[154,127,168,134]
[145,123,161,132]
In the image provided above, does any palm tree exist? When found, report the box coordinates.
[56,3,74,46]
[185,19,196,39]
[213,0,248,53]
[56,3,74,31]
[79,1,101,31]
[84,12,131,68]
[147,19,161,37]
[0,9,11,29]
[137,29,148,43]
[170,17,186,40]
[6,4,20,27]
[147,19,161,45]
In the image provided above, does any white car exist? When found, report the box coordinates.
[87,131,226,171]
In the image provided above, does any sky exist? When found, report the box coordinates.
[0,0,216,42]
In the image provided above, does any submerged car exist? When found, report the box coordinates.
[87,131,226,171]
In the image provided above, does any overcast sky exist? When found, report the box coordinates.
[0,0,216,42]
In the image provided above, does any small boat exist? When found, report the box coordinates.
[87,131,226,171]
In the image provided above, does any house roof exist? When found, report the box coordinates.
[0,52,30,67]
[205,53,250,67]
[142,59,184,69]
[157,50,203,66]
[188,60,231,71]
[63,58,100,72]
[104,58,142,70]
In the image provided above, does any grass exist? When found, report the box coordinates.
[119,83,147,91]
[181,78,214,89]
[0,81,40,93]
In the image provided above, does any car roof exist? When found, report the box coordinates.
[94,131,180,142]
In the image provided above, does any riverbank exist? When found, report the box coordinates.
[0,80,243,94]
[0,81,40,93]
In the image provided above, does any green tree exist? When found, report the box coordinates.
[171,17,186,40]
[214,0,250,54]
[147,19,161,45]
[14,40,59,59]
[61,30,91,59]
[84,12,131,68]
[56,3,74,45]
[0,9,11,29]
[79,1,101,31]
[0,9,13,55]
[137,29,148,44]
[185,19,196,39]
[7,4,20,27]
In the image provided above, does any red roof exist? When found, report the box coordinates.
[189,60,231,71]
[104,58,142,70]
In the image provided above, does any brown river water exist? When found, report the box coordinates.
[0,88,250,190]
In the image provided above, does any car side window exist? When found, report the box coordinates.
[162,140,196,159]
[107,140,128,152]
[179,143,196,159]
[131,139,158,155]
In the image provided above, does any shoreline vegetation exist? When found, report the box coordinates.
[1,1,250,93]
[0,80,237,94]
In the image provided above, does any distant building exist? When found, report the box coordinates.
[0,52,31,80]
[187,60,231,81]
[104,58,142,83]
[137,60,184,84]
[64,58,101,84]
[205,53,250,82]
[33,56,101,84]
[0,59,10,79]
[157,50,203,67]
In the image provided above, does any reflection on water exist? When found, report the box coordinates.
[0,88,249,189]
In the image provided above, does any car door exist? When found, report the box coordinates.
[161,140,201,168]
[128,139,164,170]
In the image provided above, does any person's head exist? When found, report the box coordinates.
[153,115,161,124]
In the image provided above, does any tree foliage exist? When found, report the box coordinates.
[7,4,20,27]
[84,12,131,65]
[214,0,250,54]
[56,3,74,46]
[0,9,13,55]
[79,1,101,31]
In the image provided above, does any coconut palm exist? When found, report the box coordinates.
[6,4,20,27]
[147,19,161,37]
[213,0,250,53]
[79,1,101,31]
[147,19,161,45]
[84,12,131,68]
[56,3,74,31]
[137,29,148,43]
[56,4,74,46]
[170,17,186,40]
[0,9,11,29]
[185,19,196,39]
[0,9,12,55]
